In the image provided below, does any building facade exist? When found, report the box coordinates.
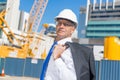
[0,0,6,11]
[86,0,120,38]
[78,7,86,38]
[5,0,20,31]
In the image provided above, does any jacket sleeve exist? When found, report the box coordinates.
[89,49,96,80]
[65,42,96,80]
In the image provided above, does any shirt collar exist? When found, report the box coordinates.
[57,37,72,45]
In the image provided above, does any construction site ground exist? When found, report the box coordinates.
[0,75,39,80]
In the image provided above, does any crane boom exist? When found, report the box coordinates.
[27,0,48,33]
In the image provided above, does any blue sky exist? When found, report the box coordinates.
[20,0,87,32]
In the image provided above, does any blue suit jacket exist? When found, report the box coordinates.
[65,42,96,80]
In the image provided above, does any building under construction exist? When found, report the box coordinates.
[1,0,120,80]
[0,0,54,79]
[80,0,120,80]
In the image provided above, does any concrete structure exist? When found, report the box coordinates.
[5,0,20,31]
[18,11,29,32]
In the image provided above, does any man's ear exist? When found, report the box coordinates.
[71,28,75,34]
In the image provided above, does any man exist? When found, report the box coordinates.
[40,9,96,80]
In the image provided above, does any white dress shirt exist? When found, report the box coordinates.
[45,37,77,80]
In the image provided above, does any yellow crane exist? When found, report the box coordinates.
[0,0,48,58]
[0,9,29,58]
[26,0,49,59]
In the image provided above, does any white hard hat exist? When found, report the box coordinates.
[55,9,78,27]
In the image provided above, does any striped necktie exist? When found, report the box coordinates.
[40,41,57,80]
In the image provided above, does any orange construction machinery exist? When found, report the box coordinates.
[0,0,52,59]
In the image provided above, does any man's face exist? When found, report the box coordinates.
[56,19,75,40]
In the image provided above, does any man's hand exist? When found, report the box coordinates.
[53,44,66,60]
